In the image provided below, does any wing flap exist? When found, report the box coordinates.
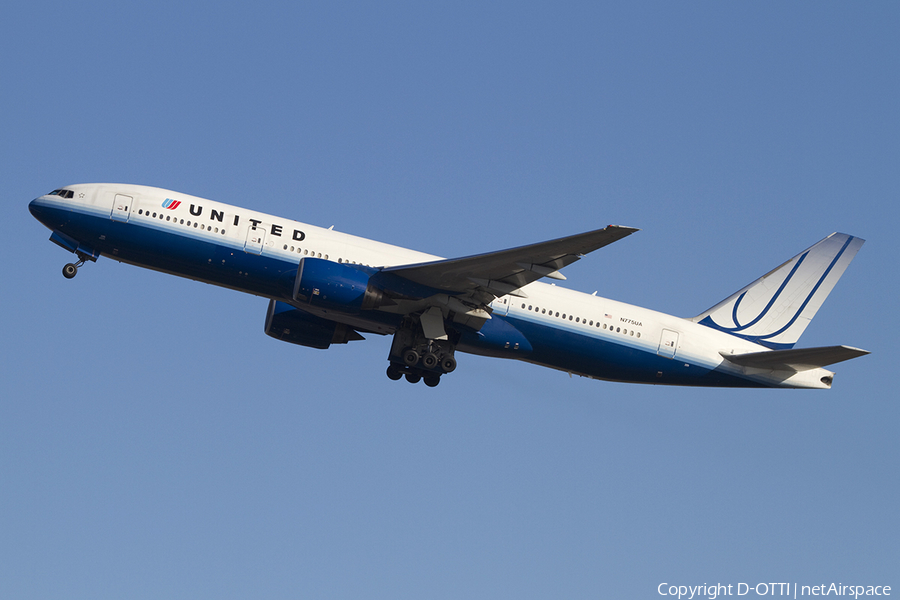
[720,345,870,371]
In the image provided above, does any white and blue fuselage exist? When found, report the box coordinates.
[29,183,868,389]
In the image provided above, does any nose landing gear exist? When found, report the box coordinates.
[62,252,92,279]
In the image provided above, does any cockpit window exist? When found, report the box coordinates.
[48,189,75,198]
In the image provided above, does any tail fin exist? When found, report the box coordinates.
[692,233,864,349]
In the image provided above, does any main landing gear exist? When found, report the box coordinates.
[386,317,459,387]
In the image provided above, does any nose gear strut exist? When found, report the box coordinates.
[62,251,94,279]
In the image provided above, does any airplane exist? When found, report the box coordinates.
[28,183,869,389]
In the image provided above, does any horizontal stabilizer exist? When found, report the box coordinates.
[720,345,870,371]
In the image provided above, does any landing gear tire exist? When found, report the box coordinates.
[62,263,78,279]
[441,356,457,373]
[388,318,460,387]
[403,349,420,367]
[422,353,438,369]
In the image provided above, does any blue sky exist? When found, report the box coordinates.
[2,2,897,598]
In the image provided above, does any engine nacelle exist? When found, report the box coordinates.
[264,300,363,349]
[292,257,386,314]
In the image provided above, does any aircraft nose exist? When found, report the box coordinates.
[28,197,54,227]
[28,198,42,218]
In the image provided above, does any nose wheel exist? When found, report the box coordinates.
[61,250,95,279]
[62,255,89,279]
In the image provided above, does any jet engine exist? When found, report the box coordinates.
[291,257,388,313]
[264,299,363,349]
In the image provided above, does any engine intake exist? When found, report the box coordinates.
[292,257,387,313]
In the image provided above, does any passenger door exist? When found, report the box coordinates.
[110,194,133,223]
[244,225,265,254]
[658,329,679,359]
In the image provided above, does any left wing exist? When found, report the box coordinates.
[382,224,638,301]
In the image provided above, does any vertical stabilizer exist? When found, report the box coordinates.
[692,233,864,349]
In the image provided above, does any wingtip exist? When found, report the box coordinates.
[839,345,871,356]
